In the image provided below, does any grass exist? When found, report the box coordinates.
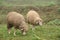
[0,0,59,40]
[0,24,60,40]
[0,0,57,6]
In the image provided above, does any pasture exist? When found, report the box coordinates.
[0,0,60,40]
[0,24,60,40]
[0,5,60,40]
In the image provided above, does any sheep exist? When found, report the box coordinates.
[6,12,28,36]
[26,10,43,29]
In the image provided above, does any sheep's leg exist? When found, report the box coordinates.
[14,27,17,36]
[7,24,13,34]
[31,25,35,30]
[32,27,35,30]
[14,30,16,36]
[8,29,10,34]
[23,31,26,35]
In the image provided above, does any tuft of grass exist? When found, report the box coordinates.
[47,19,60,25]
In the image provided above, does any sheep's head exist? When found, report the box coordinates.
[19,22,28,35]
[35,17,43,26]
[39,20,43,26]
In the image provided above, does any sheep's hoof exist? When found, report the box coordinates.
[8,31,10,35]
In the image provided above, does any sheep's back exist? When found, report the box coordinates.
[27,10,40,24]
[7,12,25,26]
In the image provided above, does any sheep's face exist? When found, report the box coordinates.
[36,20,42,26]
[20,27,27,35]
[39,20,42,26]
[19,24,28,35]
[21,28,28,36]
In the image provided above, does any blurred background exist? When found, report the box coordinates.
[0,0,60,25]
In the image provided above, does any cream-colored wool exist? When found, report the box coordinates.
[7,12,28,36]
[26,10,42,26]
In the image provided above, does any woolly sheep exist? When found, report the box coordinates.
[26,10,43,29]
[7,12,28,36]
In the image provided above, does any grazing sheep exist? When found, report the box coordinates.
[7,12,28,36]
[26,10,43,29]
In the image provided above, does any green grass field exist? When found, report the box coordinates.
[0,24,60,40]
[0,0,57,6]
[0,0,60,40]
